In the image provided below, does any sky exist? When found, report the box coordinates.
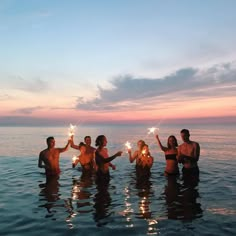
[0,0,236,125]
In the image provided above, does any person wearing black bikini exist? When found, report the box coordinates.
[156,134,179,176]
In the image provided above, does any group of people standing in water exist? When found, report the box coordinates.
[38,128,200,182]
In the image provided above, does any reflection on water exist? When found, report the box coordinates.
[65,171,94,228]
[93,175,113,227]
[164,173,203,220]
[37,165,203,235]
[38,175,61,215]
[135,171,153,220]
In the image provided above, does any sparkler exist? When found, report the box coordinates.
[72,155,77,164]
[125,141,132,151]
[147,127,159,135]
[68,124,76,138]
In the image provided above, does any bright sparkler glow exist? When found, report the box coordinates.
[147,127,159,135]
[72,155,77,163]
[125,141,132,150]
[68,124,76,137]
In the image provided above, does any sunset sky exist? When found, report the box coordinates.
[1,0,236,125]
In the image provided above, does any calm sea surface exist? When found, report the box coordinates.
[0,124,236,235]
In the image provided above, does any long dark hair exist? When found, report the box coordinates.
[95,135,105,147]
[167,135,178,148]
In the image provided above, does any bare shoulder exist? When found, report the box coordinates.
[54,147,62,152]
[39,149,47,155]
[192,141,200,147]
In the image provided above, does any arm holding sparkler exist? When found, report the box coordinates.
[95,150,123,165]
[58,139,71,153]
[129,150,138,163]
[155,134,168,152]
[70,135,80,150]
[128,140,145,163]
[124,141,136,163]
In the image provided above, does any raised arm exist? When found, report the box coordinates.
[70,136,80,150]
[58,139,71,153]
[156,135,168,152]
[128,150,138,163]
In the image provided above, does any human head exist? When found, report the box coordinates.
[180,129,190,142]
[46,136,55,148]
[142,144,150,155]
[78,142,86,153]
[167,135,178,148]
[137,140,145,150]
[95,135,107,147]
[84,136,91,146]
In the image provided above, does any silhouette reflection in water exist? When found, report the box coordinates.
[135,169,153,219]
[93,176,112,227]
[38,175,61,216]
[71,172,93,212]
[164,173,203,220]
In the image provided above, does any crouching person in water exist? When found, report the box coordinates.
[136,144,154,178]
[95,135,122,183]
[72,142,95,174]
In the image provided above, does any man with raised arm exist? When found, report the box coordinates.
[38,136,71,177]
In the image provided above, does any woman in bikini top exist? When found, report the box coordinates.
[156,134,179,176]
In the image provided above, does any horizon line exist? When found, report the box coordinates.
[0,115,235,127]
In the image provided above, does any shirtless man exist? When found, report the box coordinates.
[177,129,200,176]
[84,136,96,154]
[38,136,71,177]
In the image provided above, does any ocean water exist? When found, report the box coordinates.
[0,124,236,235]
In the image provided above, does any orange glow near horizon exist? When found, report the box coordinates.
[1,95,236,124]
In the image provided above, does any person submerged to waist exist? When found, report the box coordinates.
[45,167,61,176]
[181,155,198,169]
[80,161,94,171]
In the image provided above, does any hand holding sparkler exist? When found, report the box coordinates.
[147,127,159,135]
[68,124,76,139]
[72,155,79,168]
[125,141,132,153]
